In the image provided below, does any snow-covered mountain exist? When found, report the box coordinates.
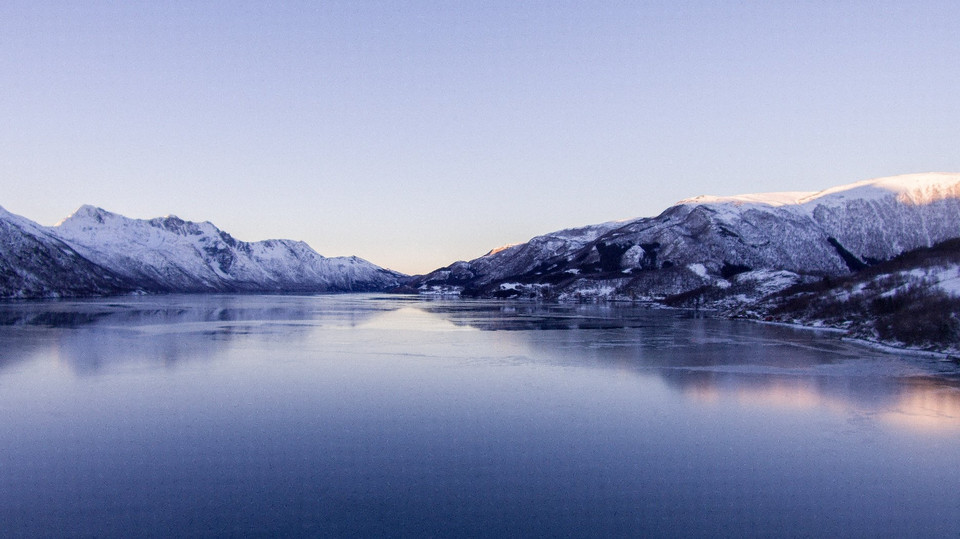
[0,206,134,298]
[410,173,960,301]
[0,205,405,298]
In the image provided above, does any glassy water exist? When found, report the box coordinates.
[0,294,958,537]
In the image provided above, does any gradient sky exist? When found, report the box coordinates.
[2,1,959,274]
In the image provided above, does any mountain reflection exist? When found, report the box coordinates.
[882,378,960,430]
[1,296,958,431]
[683,373,960,430]
[415,301,960,430]
[680,371,959,427]
[0,295,399,374]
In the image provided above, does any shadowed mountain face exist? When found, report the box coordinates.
[726,238,960,351]
[408,173,960,302]
[0,208,135,298]
[0,205,406,298]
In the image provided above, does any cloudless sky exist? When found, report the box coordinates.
[2,1,959,274]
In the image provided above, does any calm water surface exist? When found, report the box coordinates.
[1,294,958,537]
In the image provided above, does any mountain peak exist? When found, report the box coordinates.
[76,204,110,215]
[485,243,521,256]
[57,205,116,226]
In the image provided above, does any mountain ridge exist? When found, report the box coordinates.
[0,205,405,298]
[408,172,960,304]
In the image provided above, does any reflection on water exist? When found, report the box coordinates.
[2,295,958,424]
[677,372,960,431]
[0,295,399,374]
[0,294,958,536]
[883,378,960,430]
[416,300,960,430]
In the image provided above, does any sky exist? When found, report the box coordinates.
[2,1,959,275]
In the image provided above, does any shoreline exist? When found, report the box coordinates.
[743,317,959,361]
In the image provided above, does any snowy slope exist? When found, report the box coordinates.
[0,205,405,298]
[411,173,960,299]
[52,206,405,293]
[0,206,135,298]
[415,220,626,293]
[733,237,960,353]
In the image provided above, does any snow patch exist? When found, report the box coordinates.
[687,263,708,278]
[679,191,815,207]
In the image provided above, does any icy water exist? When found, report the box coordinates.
[1,295,959,537]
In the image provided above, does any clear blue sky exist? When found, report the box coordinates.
[2,1,959,274]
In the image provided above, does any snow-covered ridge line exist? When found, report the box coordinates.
[678,172,960,208]
[1,205,406,298]
[678,191,817,207]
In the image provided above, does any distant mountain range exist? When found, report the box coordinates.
[404,172,960,352]
[408,172,960,301]
[0,205,405,298]
[2,172,958,351]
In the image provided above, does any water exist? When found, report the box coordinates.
[0,294,958,537]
